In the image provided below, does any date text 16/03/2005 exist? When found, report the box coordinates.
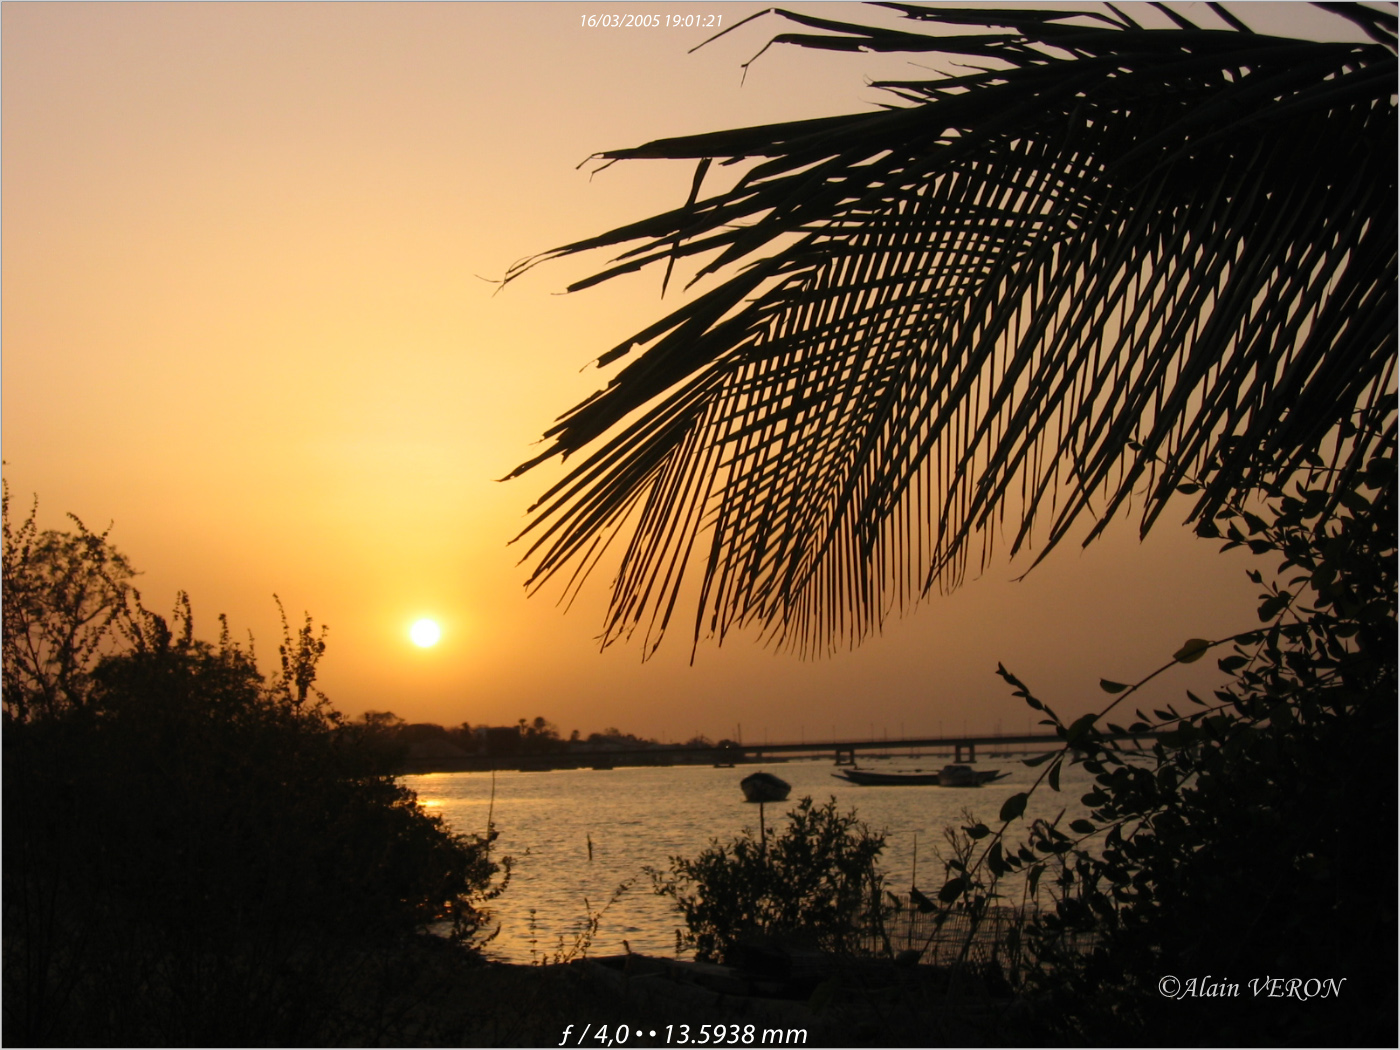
[580,14,724,28]
[559,1023,808,1047]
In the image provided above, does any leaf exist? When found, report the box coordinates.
[1172,638,1211,664]
[505,6,1397,657]
[910,886,937,913]
[937,877,966,904]
[988,841,1007,876]
[1100,680,1130,694]
[1065,713,1099,747]
[1070,819,1097,835]
[1027,864,1046,898]
[1048,761,1062,792]
[999,792,1029,823]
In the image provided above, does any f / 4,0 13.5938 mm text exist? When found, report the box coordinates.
[559,1023,807,1046]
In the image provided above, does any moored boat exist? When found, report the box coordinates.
[832,764,1007,787]
[937,764,1005,787]
[740,771,791,802]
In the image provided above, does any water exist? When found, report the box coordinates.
[405,755,1100,963]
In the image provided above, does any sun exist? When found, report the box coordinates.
[409,618,442,648]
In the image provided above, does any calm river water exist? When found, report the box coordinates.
[404,756,1100,963]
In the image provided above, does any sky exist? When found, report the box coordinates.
[2,2,1363,743]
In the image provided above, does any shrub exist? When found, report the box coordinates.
[650,796,889,962]
[933,425,1396,1045]
[2,487,508,1044]
[1,484,135,720]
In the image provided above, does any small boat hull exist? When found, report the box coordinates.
[741,772,791,803]
[938,764,1004,787]
[832,765,1008,787]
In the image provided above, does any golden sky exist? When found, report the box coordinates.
[2,2,1357,741]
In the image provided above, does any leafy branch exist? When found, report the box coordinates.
[917,422,1393,1038]
[504,4,1396,656]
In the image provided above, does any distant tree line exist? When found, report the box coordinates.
[359,712,732,758]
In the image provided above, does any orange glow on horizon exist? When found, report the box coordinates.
[3,2,1346,735]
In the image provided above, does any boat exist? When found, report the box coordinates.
[832,764,1008,787]
[938,764,1007,787]
[740,771,791,803]
[834,768,941,785]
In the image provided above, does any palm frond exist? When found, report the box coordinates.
[505,3,1397,656]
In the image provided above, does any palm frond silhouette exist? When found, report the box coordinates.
[505,3,1397,657]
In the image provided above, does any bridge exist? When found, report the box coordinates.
[401,731,1159,775]
[720,731,1156,765]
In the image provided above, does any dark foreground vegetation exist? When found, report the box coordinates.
[2,482,512,1045]
[952,444,1396,1046]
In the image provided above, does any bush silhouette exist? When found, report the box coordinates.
[650,796,888,962]
[3,487,506,1044]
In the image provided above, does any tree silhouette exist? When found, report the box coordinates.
[506,3,1396,656]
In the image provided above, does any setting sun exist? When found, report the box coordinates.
[409,618,441,648]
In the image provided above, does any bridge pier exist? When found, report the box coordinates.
[953,742,976,763]
[834,746,857,766]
